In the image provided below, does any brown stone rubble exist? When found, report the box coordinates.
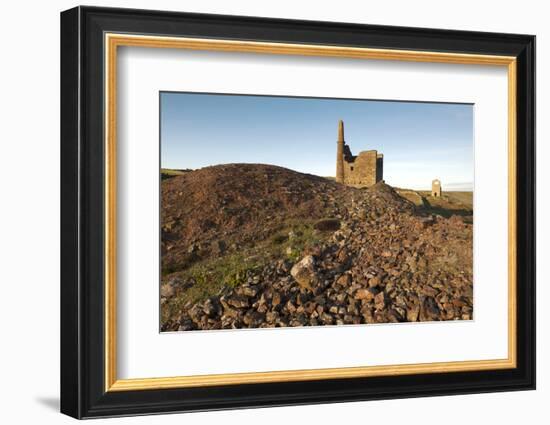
[161,165,473,331]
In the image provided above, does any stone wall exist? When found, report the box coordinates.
[432,179,442,197]
[335,120,383,187]
[376,154,384,183]
[342,150,380,187]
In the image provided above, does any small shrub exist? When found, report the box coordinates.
[271,233,288,245]
[313,218,341,231]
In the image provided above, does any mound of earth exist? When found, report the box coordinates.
[161,164,361,273]
[160,164,473,331]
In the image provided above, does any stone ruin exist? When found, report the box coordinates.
[335,120,383,187]
[432,179,442,197]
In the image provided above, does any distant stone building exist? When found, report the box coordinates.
[335,120,383,187]
[432,179,442,197]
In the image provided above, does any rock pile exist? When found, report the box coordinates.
[161,177,473,331]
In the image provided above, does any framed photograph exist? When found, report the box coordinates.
[60,6,535,419]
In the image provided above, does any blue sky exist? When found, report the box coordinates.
[160,92,473,191]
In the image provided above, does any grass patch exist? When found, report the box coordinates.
[163,219,332,310]
[161,168,192,180]
[397,189,474,219]
[269,220,326,260]
[182,252,263,303]
[161,251,266,323]
[271,233,288,245]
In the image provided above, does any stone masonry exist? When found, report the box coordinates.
[335,120,383,188]
[432,179,442,197]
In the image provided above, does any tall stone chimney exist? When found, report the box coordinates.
[336,120,345,183]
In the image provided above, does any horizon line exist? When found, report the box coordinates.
[160,164,473,192]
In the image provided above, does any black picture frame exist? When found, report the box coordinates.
[61,5,535,419]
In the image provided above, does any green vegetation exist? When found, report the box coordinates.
[416,191,473,208]
[161,168,191,180]
[161,251,264,325]
[397,189,473,220]
[174,251,263,303]
[270,219,328,261]
[162,219,332,307]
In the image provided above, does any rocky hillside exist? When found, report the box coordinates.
[161,164,473,331]
[161,164,357,274]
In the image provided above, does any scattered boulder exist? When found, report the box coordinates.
[374,292,386,310]
[290,255,317,291]
[406,303,420,322]
[336,273,352,286]
[160,283,176,298]
[243,310,265,326]
[161,166,473,331]
[354,288,377,301]
[225,295,250,309]
[313,218,341,231]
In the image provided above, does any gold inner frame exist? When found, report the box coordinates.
[104,33,517,392]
